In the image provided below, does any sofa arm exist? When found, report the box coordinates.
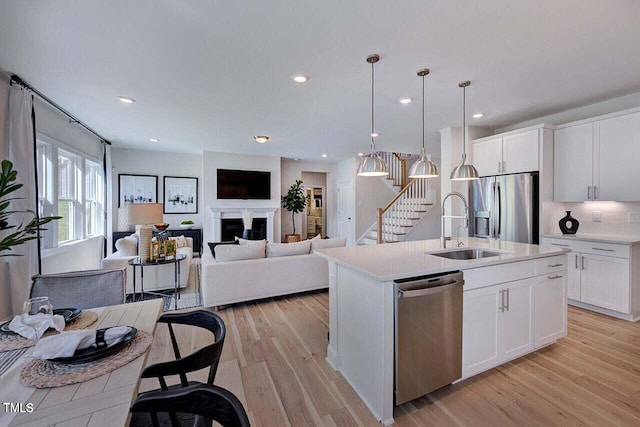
[101,254,137,270]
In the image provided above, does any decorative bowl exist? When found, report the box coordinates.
[154,223,170,231]
[180,224,193,229]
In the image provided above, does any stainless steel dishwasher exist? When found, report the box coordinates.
[394,271,463,405]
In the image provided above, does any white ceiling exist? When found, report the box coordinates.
[1,0,639,161]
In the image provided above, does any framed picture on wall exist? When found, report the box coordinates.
[163,176,198,214]
[118,174,158,207]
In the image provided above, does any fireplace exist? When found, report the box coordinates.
[210,207,277,242]
[220,218,267,241]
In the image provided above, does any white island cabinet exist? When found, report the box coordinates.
[316,238,568,426]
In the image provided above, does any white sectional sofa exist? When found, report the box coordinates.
[101,234,193,293]
[201,237,346,309]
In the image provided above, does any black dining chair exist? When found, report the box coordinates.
[130,383,250,427]
[140,309,226,391]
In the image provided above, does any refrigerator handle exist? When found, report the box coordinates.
[496,182,502,238]
[491,182,497,239]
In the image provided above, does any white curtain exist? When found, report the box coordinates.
[105,143,113,255]
[1,78,38,316]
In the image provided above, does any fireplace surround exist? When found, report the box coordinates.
[210,207,277,242]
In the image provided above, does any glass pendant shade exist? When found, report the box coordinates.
[357,151,389,176]
[408,148,439,178]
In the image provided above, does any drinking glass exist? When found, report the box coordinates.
[22,296,53,341]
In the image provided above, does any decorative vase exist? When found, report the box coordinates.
[559,211,579,235]
[242,229,252,240]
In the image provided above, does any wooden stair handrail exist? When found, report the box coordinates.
[377,178,417,243]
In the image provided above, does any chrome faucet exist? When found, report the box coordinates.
[441,192,469,248]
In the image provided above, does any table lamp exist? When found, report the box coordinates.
[127,203,163,262]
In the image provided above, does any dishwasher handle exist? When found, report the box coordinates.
[397,280,463,298]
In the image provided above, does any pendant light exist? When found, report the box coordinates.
[408,68,439,179]
[450,80,480,181]
[357,54,389,177]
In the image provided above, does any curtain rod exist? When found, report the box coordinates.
[9,74,112,146]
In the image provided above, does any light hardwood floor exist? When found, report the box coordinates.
[140,291,640,426]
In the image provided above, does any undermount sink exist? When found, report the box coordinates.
[428,248,504,260]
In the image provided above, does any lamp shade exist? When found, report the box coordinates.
[357,153,389,176]
[408,150,439,179]
[127,203,163,225]
[450,163,480,181]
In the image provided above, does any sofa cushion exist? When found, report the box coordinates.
[311,237,347,251]
[215,240,266,262]
[267,240,311,258]
[235,237,267,245]
[115,235,138,256]
[208,241,239,258]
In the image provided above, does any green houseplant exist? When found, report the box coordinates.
[281,179,309,242]
[0,160,60,256]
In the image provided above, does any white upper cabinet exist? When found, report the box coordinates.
[503,130,539,175]
[554,109,640,202]
[472,137,502,177]
[472,129,539,177]
[553,123,594,202]
[597,111,640,201]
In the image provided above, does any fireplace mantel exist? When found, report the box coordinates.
[210,207,278,242]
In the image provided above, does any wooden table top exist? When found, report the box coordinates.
[1,299,162,427]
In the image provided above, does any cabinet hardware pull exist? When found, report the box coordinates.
[592,247,615,252]
[506,288,510,312]
[594,185,598,200]
[581,255,585,270]
[498,160,502,174]
[548,263,563,267]
[575,254,579,269]
[587,186,592,200]
[551,243,569,247]
[499,289,505,312]
[548,275,563,280]
[502,161,506,172]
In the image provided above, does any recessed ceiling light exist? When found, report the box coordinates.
[293,158,300,161]
[321,154,328,158]
[472,113,484,118]
[371,132,379,137]
[253,135,270,143]
[358,152,365,156]
[149,138,158,142]
[292,74,309,83]
[118,96,135,104]
[399,97,412,104]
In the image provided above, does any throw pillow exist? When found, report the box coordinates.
[115,235,138,256]
[208,241,239,258]
[266,240,312,258]
[215,240,266,262]
[235,237,267,245]
[169,235,188,249]
[311,237,347,252]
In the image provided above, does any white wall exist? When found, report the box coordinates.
[404,174,442,241]
[355,174,395,239]
[110,148,204,239]
[203,151,281,243]
[280,159,332,240]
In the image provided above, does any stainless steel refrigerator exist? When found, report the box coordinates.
[470,173,539,244]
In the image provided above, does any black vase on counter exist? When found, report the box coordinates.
[559,211,579,235]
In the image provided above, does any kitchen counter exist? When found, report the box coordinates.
[319,238,568,426]
[316,237,567,282]
[542,233,640,245]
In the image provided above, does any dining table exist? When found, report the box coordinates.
[0,298,162,427]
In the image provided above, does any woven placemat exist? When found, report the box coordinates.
[64,310,99,331]
[0,311,99,352]
[20,330,153,388]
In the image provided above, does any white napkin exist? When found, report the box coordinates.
[31,326,132,359]
[8,313,65,340]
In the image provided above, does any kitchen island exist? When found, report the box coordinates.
[316,237,569,426]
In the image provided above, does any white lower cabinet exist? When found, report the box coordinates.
[462,258,567,379]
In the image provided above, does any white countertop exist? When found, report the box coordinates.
[542,233,640,245]
[316,237,567,282]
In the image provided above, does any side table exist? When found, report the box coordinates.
[128,254,186,310]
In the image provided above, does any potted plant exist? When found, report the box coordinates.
[0,160,60,256]
[281,179,309,243]
[180,219,194,229]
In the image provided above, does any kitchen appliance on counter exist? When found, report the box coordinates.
[394,271,463,405]
[470,172,539,244]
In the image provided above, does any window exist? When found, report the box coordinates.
[36,136,105,249]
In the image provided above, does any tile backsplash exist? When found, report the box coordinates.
[544,201,640,237]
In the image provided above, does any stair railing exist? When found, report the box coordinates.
[376,177,431,243]
[376,152,411,188]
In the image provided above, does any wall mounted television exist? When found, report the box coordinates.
[217,169,271,200]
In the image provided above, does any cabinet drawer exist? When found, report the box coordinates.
[463,260,535,291]
[580,242,629,259]
[541,238,578,251]
[535,255,568,276]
